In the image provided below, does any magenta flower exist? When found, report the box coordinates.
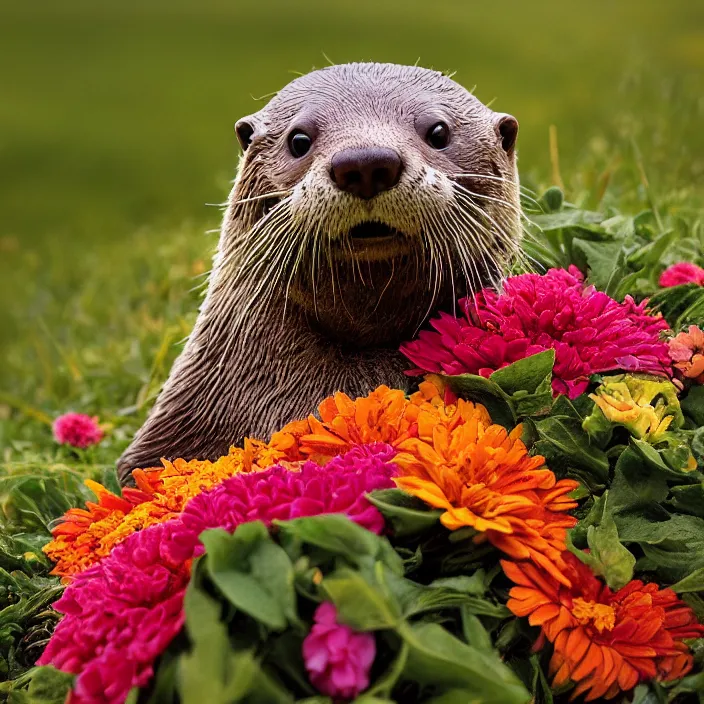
[401,267,671,399]
[52,413,103,449]
[40,444,397,704]
[303,602,376,700]
[38,520,190,704]
[659,262,704,288]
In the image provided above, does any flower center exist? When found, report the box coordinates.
[571,597,616,633]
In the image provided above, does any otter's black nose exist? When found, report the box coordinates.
[330,147,403,200]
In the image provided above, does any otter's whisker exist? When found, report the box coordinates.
[451,186,524,255]
[452,180,534,227]
[233,190,293,206]
[451,172,541,207]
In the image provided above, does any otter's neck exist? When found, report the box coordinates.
[116,272,415,480]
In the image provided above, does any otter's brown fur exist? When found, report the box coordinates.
[117,62,521,482]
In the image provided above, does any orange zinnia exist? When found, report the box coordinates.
[503,552,704,700]
[391,399,579,586]
[44,440,285,577]
[295,379,447,462]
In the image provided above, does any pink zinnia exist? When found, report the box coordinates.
[659,262,704,288]
[38,520,190,704]
[52,413,103,449]
[303,602,376,700]
[40,443,397,704]
[401,266,671,399]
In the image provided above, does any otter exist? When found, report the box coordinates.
[117,62,522,482]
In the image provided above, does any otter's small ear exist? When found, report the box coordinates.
[235,117,256,152]
[494,114,519,156]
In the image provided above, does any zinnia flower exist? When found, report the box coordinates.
[391,398,579,585]
[44,440,286,577]
[400,266,671,399]
[295,379,450,463]
[669,325,704,384]
[503,553,704,700]
[40,444,396,704]
[53,413,103,448]
[164,443,397,562]
[659,262,704,288]
[303,602,376,700]
[38,520,191,704]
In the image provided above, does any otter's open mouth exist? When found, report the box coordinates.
[347,221,404,241]
[337,221,411,261]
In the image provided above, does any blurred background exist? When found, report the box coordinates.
[1,0,703,462]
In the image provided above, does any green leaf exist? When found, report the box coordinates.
[529,208,604,230]
[690,426,704,467]
[429,571,493,595]
[180,575,238,702]
[609,439,699,513]
[365,489,441,538]
[441,374,515,428]
[682,386,704,427]
[387,570,509,620]
[670,483,704,518]
[143,651,179,704]
[200,526,293,631]
[460,611,493,652]
[571,513,635,590]
[532,415,609,485]
[609,446,669,511]
[489,350,555,396]
[650,284,704,330]
[179,577,292,704]
[615,513,704,582]
[321,567,401,631]
[662,671,704,701]
[630,683,667,704]
[400,622,530,704]
[573,238,628,294]
[488,351,556,418]
[671,567,704,594]
[3,667,74,704]
[422,690,488,704]
[275,514,395,570]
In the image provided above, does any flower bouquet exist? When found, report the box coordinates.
[7,205,704,703]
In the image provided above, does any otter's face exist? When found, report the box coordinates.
[225,63,521,347]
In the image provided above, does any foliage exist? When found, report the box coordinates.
[142,515,529,704]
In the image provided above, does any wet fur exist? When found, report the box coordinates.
[117,62,521,482]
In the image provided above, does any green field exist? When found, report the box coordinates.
[1,0,703,469]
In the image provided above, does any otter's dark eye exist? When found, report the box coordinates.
[288,130,313,158]
[426,122,450,150]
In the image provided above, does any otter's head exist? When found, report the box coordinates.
[223,63,521,347]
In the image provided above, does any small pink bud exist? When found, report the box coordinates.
[303,602,376,700]
[52,413,104,449]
